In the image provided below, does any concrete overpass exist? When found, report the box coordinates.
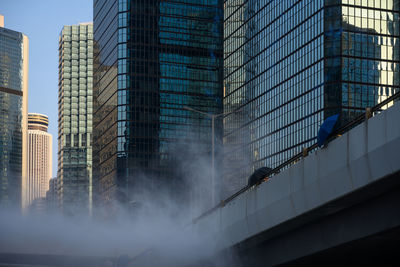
[194,101,400,266]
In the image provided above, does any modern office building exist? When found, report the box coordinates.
[0,15,29,210]
[93,0,223,212]
[58,23,93,215]
[27,113,52,207]
[223,0,400,197]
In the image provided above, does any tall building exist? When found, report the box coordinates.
[93,0,223,212]
[27,113,52,207]
[223,0,400,196]
[58,23,93,215]
[0,15,29,210]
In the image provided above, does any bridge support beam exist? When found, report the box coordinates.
[234,171,400,266]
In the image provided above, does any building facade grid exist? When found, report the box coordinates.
[0,21,28,210]
[93,0,223,210]
[223,0,399,197]
[58,23,93,215]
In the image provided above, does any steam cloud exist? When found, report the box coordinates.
[0,135,241,267]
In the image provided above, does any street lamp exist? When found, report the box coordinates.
[183,105,242,205]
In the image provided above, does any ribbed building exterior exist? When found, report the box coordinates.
[223,0,400,197]
[27,113,52,207]
[93,0,223,213]
[0,15,29,210]
[58,23,93,215]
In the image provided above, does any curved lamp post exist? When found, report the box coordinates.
[183,106,242,205]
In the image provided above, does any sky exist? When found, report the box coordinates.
[1,0,93,176]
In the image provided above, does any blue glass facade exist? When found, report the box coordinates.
[0,26,27,208]
[93,0,223,209]
[223,0,399,197]
[338,1,399,119]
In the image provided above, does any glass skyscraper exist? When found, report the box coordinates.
[0,16,29,210]
[58,23,93,215]
[223,0,399,196]
[93,0,223,211]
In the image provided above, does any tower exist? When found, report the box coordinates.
[27,113,52,208]
[58,23,93,215]
[0,15,29,210]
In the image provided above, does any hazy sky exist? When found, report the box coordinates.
[1,0,93,176]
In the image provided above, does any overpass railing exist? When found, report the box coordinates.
[193,91,400,223]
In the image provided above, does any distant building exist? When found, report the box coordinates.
[46,177,59,212]
[28,197,47,216]
[58,23,93,216]
[27,113,52,207]
[0,15,29,210]
[93,0,223,212]
[223,1,400,197]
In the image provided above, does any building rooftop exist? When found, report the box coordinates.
[28,113,49,132]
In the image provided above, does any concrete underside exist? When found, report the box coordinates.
[232,170,400,266]
[282,226,400,266]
